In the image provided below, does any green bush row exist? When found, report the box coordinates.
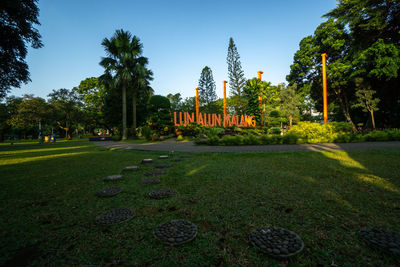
[197,128,400,146]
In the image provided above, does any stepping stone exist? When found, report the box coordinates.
[154,220,198,246]
[360,228,400,255]
[179,155,190,158]
[144,170,165,177]
[155,164,171,169]
[140,178,160,184]
[158,155,169,159]
[149,189,176,199]
[97,187,123,197]
[249,226,304,258]
[103,174,123,181]
[96,208,135,225]
[123,166,139,171]
[170,158,181,162]
[141,159,154,164]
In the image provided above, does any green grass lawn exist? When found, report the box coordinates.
[0,142,399,266]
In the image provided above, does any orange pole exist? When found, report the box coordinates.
[257,71,263,125]
[321,53,328,124]
[257,71,263,81]
[196,87,199,123]
[223,80,228,117]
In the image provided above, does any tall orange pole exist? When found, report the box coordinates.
[321,53,328,124]
[257,71,263,125]
[196,87,199,122]
[223,80,228,117]
[257,71,263,81]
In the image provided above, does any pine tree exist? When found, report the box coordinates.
[198,66,217,111]
[226,37,246,114]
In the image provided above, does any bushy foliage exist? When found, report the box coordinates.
[204,127,225,137]
[139,126,152,140]
[112,135,121,141]
[176,123,203,137]
[147,95,172,135]
[268,127,282,135]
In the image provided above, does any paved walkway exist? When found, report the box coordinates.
[93,140,400,153]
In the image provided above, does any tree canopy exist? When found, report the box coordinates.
[0,0,43,99]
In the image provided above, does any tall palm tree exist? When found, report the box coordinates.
[99,29,152,139]
[131,55,153,130]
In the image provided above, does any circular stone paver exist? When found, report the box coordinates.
[103,174,123,181]
[144,170,165,177]
[170,158,181,162]
[249,226,304,258]
[154,220,198,245]
[158,155,169,159]
[95,208,135,225]
[360,228,400,255]
[155,164,171,169]
[149,189,177,199]
[123,166,139,171]
[141,159,154,164]
[97,187,123,197]
[141,178,161,184]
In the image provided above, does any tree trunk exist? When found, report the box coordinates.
[335,90,357,132]
[132,89,137,130]
[289,115,293,128]
[122,85,127,140]
[370,110,376,129]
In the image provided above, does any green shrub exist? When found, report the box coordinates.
[176,123,203,137]
[385,129,400,141]
[289,121,338,143]
[270,135,283,144]
[363,130,389,141]
[328,121,353,132]
[282,132,299,144]
[112,135,121,141]
[141,126,152,140]
[221,135,243,145]
[176,135,184,141]
[268,127,282,135]
[205,127,225,137]
[194,136,207,145]
[242,134,261,145]
[260,135,273,145]
[262,126,270,134]
[206,136,220,145]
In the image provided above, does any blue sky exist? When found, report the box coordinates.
[12,0,337,100]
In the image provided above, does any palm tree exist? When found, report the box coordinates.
[99,29,152,139]
[130,56,153,130]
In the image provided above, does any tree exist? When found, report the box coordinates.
[147,95,172,135]
[198,66,218,113]
[243,78,264,124]
[9,95,49,138]
[100,29,152,140]
[352,78,380,129]
[47,88,82,140]
[181,97,196,113]
[0,0,43,99]
[280,84,301,128]
[167,93,182,111]
[325,0,400,127]
[73,77,107,134]
[226,37,247,114]
[287,19,357,129]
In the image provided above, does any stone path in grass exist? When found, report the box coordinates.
[92,146,400,259]
[93,140,400,153]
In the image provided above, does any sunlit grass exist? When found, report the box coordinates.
[0,151,92,166]
[0,146,89,156]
